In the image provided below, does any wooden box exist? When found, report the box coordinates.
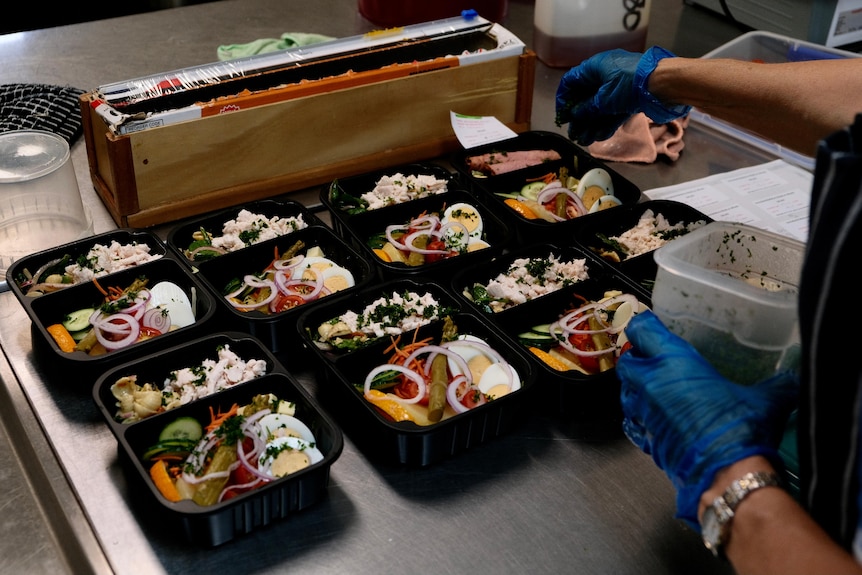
[79,49,535,228]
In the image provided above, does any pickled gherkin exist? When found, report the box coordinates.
[191,443,237,506]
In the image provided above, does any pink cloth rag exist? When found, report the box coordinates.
[587,113,690,163]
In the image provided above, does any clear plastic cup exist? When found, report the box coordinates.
[0,130,93,282]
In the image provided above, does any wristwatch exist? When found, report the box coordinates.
[701,471,781,558]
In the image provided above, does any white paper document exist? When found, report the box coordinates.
[450,111,518,149]
[644,159,813,243]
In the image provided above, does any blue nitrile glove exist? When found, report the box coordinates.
[554,46,692,146]
[616,311,799,531]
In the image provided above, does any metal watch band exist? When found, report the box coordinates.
[702,471,781,558]
[722,471,781,511]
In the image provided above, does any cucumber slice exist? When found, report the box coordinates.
[62,307,95,333]
[159,416,203,443]
[142,439,198,461]
[518,330,555,350]
[530,323,557,335]
[520,182,546,201]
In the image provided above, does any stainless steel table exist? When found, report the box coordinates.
[0,1,776,573]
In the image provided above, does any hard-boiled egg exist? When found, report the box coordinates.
[588,195,623,213]
[291,256,336,280]
[257,413,317,444]
[575,168,614,198]
[147,281,196,328]
[476,362,522,399]
[258,436,323,478]
[611,298,650,352]
[319,265,355,293]
[446,334,521,397]
[290,256,355,292]
[441,202,483,240]
[466,238,491,253]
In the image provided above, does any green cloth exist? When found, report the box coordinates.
[217,32,336,61]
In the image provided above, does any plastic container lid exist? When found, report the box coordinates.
[0,130,93,283]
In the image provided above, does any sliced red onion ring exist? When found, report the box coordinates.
[364,364,426,404]
[537,186,587,218]
[557,294,641,336]
[226,276,278,310]
[243,274,272,289]
[141,307,171,334]
[441,338,514,392]
[93,313,141,350]
[408,214,440,230]
[446,377,485,414]
[272,255,304,271]
[406,344,471,384]
[401,230,450,255]
[385,225,411,250]
[281,268,324,300]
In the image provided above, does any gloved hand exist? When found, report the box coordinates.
[555,46,692,146]
[616,311,799,530]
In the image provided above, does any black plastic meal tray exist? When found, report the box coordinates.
[193,224,376,357]
[92,331,284,433]
[301,306,537,467]
[165,198,323,268]
[572,199,713,294]
[335,188,513,282]
[110,372,343,547]
[320,161,456,239]
[28,256,218,380]
[449,130,643,244]
[7,228,171,314]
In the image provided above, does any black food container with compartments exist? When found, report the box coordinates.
[332,188,513,282]
[93,357,343,547]
[449,241,651,420]
[192,224,375,357]
[295,278,536,466]
[166,198,323,268]
[572,199,713,294]
[450,130,642,244]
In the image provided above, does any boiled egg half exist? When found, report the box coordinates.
[256,413,323,478]
[441,203,483,240]
[445,334,522,399]
[291,256,355,293]
[147,281,196,328]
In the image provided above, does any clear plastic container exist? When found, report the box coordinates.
[0,130,92,281]
[692,31,861,171]
[652,222,804,384]
[533,0,651,68]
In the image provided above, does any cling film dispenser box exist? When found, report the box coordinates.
[78,14,534,228]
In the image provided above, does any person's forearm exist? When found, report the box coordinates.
[698,456,862,575]
[649,58,861,156]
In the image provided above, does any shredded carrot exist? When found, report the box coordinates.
[526,172,556,184]
[107,285,125,300]
[150,453,186,463]
[206,403,239,432]
[388,336,433,365]
[563,293,590,313]
[383,334,403,354]
[93,277,108,297]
